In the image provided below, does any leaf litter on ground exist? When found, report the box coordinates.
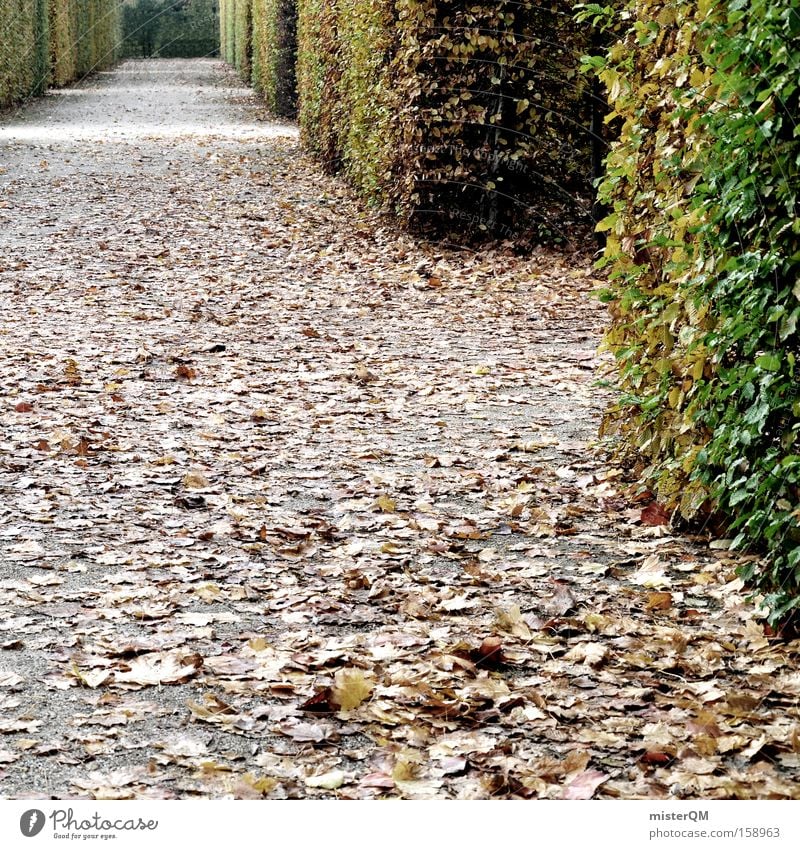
[0,59,798,800]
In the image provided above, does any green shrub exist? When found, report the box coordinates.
[595,0,800,624]
[252,0,297,117]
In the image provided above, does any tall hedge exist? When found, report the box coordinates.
[72,0,120,78]
[219,0,251,80]
[0,0,119,105]
[252,0,297,116]
[294,0,596,240]
[1,1,120,105]
[0,0,50,104]
[49,0,76,86]
[297,0,395,202]
[595,0,800,623]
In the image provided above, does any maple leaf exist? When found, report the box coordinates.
[494,604,531,639]
[332,668,374,711]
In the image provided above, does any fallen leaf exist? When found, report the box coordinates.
[641,502,670,526]
[494,605,531,639]
[543,580,575,616]
[113,652,202,687]
[562,769,609,800]
[183,471,209,489]
[176,364,196,381]
[305,769,345,789]
[633,555,671,588]
[332,668,374,711]
[646,592,673,611]
[373,494,397,513]
[279,722,332,743]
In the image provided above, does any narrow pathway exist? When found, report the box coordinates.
[0,59,797,800]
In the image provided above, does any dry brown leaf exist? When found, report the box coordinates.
[114,652,202,687]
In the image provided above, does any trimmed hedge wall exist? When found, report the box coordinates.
[221,1,596,238]
[0,0,50,104]
[1,1,120,106]
[50,0,76,87]
[297,0,395,203]
[219,0,251,80]
[293,0,597,240]
[72,0,120,78]
[252,0,297,117]
[596,0,800,623]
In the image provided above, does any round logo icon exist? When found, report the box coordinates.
[20,810,46,837]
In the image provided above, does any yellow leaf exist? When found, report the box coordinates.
[332,668,374,711]
[494,605,531,639]
[392,757,421,782]
[374,494,396,513]
[183,470,209,489]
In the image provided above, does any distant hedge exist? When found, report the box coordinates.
[1,0,120,106]
[595,0,800,624]
[73,0,120,77]
[252,0,296,117]
[219,0,251,80]
[50,0,75,86]
[291,1,598,240]
[120,0,219,59]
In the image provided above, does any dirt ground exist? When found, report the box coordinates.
[0,59,798,800]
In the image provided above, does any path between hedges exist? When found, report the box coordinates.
[0,59,798,800]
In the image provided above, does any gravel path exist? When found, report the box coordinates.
[1,59,798,801]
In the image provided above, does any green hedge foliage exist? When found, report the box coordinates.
[295,0,596,239]
[297,0,395,203]
[252,0,297,117]
[1,0,50,104]
[1,1,120,105]
[73,0,120,78]
[595,0,800,623]
[121,0,219,59]
[219,0,252,80]
[50,0,76,86]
